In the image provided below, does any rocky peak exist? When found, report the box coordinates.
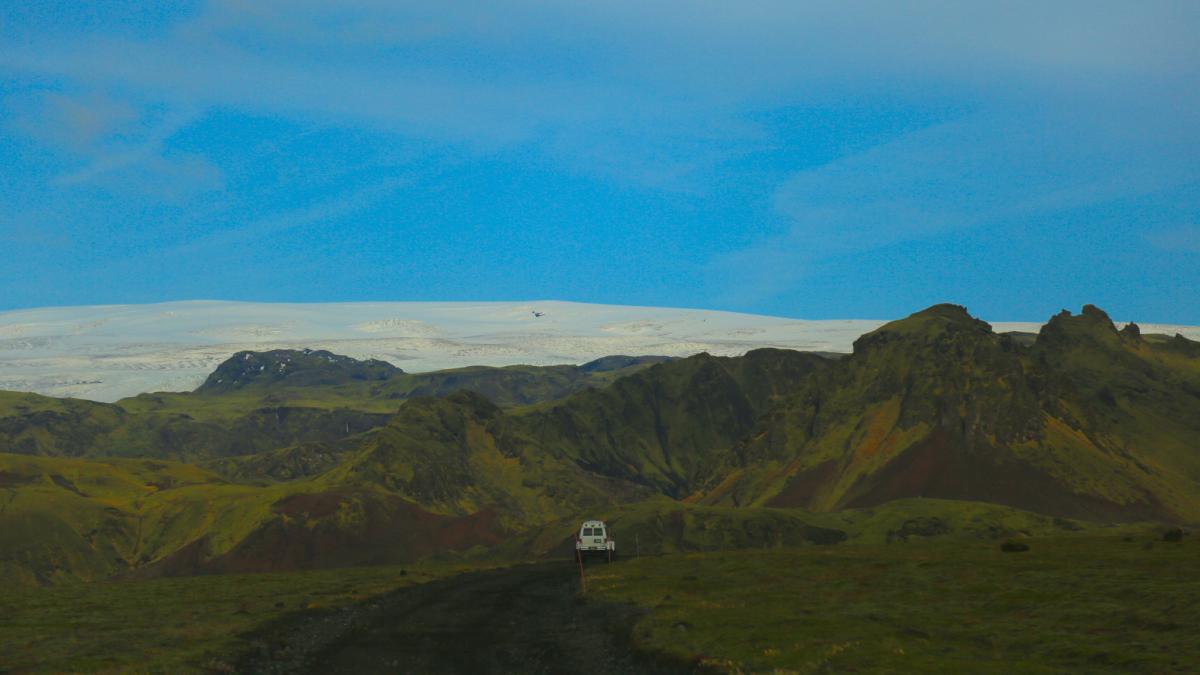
[1119,322,1142,341]
[1036,305,1121,351]
[852,303,994,356]
[1081,304,1116,328]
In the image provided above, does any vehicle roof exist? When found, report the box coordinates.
[580,520,607,527]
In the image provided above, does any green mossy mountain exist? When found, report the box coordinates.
[502,349,834,497]
[2,304,1199,586]
[0,353,674,461]
[0,349,836,583]
[0,390,391,462]
[698,304,1200,523]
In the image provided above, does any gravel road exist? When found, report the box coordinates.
[236,560,695,674]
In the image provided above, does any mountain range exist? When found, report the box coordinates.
[20,299,1193,402]
[1,304,1197,586]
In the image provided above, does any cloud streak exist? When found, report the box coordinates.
[7,2,1197,150]
[7,91,222,200]
[710,99,1200,306]
[168,175,415,256]
[1148,226,1200,253]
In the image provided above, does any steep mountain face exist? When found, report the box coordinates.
[1026,306,1200,512]
[325,391,655,525]
[698,305,1200,522]
[503,349,835,497]
[199,350,835,522]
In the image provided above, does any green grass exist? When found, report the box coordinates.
[588,532,1200,673]
[0,562,478,673]
[499,497,1125,562]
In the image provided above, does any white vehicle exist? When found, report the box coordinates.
[575,520,616,561]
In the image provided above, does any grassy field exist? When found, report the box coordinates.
[588,531,1200,673]
[0,562,480,673]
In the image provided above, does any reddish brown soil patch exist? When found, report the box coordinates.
[838,427,1172,522]
[767,459,840,508]
[143,537,213,578]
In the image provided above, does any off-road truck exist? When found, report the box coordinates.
[575,520,615,562]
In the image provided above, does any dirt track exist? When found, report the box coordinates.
[236,560,693,674]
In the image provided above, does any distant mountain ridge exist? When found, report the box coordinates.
[198,348,403,392]
[0,354,674,463]
[3,299,1195,402]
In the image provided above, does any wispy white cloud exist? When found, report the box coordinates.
[11,92,138,151]
[168,175,415,255]
[6,1,1195,182]
[709,100,1200,305]
[7,92,223,200]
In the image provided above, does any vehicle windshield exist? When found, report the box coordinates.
[582,528,593,536]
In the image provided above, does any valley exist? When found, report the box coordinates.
[2,303,1199,672]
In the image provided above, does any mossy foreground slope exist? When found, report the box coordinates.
[589,533,1200,673]
[1,304,1198,586]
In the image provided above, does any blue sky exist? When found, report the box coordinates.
[1,1,1198,323]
